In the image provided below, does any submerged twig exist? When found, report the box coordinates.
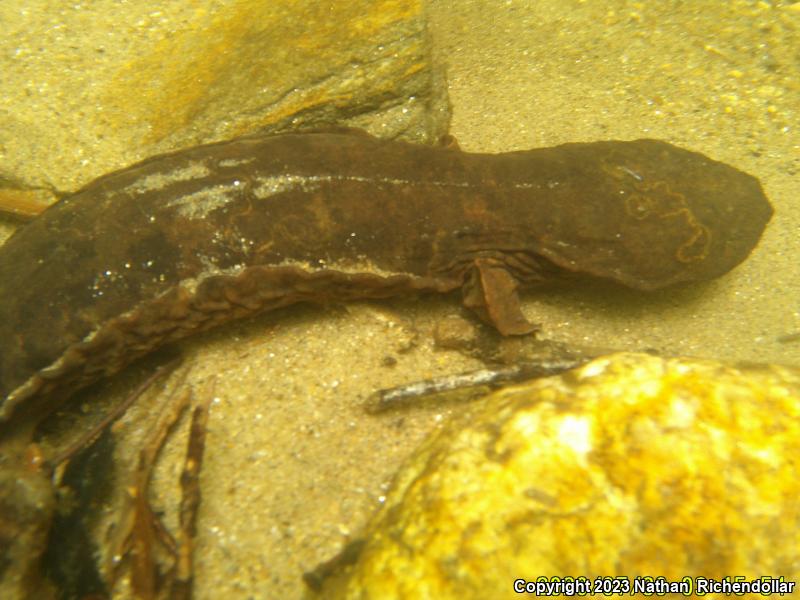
[0,188,53,221]
[49,357,183,469]
[107,382,192,598]
[105,373,214,600]
[367,356,590,413]
[170,391,213,600]
[130,388,192,600]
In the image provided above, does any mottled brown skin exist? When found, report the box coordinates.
[0,131,772,434]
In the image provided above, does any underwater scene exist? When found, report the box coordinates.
[0,1,798,598]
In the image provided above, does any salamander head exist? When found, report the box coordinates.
[529,139,773,290]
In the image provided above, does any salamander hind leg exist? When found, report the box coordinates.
[461,258,538,336]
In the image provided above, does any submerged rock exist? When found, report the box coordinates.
[318,353,800,599]
[1,0,446,197]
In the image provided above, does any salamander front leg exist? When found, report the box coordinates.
[461,258,538,336]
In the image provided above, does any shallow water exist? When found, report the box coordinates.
[1,1,798,599]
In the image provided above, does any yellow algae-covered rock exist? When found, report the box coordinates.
[319,353,800,599]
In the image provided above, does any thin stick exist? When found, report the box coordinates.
[49,357,183,468]
[0,189,51,221]
[106,381,192,592]
[128,388,192,600]
[171,391,213,600]
[367,356,590,413]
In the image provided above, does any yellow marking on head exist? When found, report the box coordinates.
[624,193,656,220]
[629,180,712,264]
